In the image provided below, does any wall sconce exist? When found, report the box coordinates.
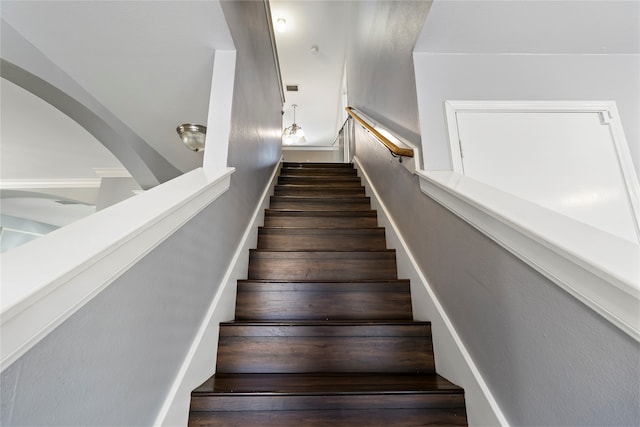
[176,124,207,152]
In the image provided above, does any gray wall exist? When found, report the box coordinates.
[413,53,640,178]
[355,129,640,426]
[346,0,431,149]
[347,1,640,425]
[0,1,282,425]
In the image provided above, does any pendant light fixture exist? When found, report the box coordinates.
[176,123,207,152]
[282,104,306,145]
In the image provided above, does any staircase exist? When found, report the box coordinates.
[188,162,467,426]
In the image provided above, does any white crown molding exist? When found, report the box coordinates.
[0,179,101,190]
[281,145,340,151]
[93,168,132,178]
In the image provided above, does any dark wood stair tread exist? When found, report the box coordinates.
[271,194,368,200]
[265,209,377,217]
[236,280,413,321]
[283,162,354,168]
[279,169,358,176]
[278,175,362,182]
[257,227,386,250]
[195,373,463,395]
[264,210,378,228]
[249,250,398,280]
[250,248,396,254]
[216,321,433,374]
[269,197,372,208]
[258,226,384,231]
[237,278,409,286]
[190,374,467,424]
[219,320,430,334]
[189,409,467,426]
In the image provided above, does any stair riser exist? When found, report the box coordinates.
[216,325,434,374]
[280,169,358,177]
[283,162,354,168]
[274,187,366,197]
[189,408,467,427]
[264,215,378,228]
[278,176,362,185]
[236,282,412,321]
[189,409,467,427]
[191,393,466,411]
[257,229,386,251]
[248,251,397,280]
[269,200,372,211]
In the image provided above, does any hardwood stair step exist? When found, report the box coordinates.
[248,250,397,280]
[283,162,354,168]
[236,280,412,321]
[257,227,386,250]
[280,168,358,176]
[195,373,464,395]
[190,373,467,426]
[189,408,467,426]
[264,210,378,228]
[269,196,371,211]
[278,176,363,185]
[216,321,434,374]
[274,184,365,196]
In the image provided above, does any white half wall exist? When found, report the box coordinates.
[155,162,281,426]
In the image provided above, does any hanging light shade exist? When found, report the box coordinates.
[276,18,287,33]
[176,123,207,152]
[282,104,306,145]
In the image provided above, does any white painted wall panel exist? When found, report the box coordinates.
[455,110,638,242]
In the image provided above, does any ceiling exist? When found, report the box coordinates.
[270,0,351,146]
[415,0,639,54]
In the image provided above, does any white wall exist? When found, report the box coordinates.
[282,148,342,163]
[414,0,640,179]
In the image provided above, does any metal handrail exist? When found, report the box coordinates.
[331,117,350,146]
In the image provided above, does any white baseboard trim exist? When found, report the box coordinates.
[354,157,509,427]
[153,161,282,427]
